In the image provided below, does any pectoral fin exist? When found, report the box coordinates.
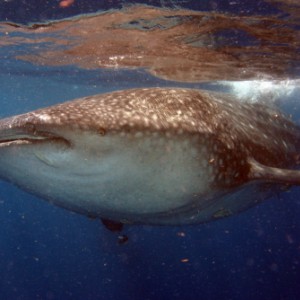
[101,218,124,232]
[249,159,300,185]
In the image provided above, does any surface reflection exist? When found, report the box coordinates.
[0,5,299,82]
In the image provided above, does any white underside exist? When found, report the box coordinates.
[0,131,265,225]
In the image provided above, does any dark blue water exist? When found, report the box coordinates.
[0,1,299,299]
[0,0,280,24]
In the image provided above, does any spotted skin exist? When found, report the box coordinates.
[0,88,299,225]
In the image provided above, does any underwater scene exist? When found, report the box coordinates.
[0,0,299,299]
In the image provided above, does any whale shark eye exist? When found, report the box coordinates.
[98,127,106,136]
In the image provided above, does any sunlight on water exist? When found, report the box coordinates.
[221,79,299,104]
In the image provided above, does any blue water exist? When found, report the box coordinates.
[0,1,300,299]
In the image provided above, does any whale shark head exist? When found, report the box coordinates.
[0,88,299,225]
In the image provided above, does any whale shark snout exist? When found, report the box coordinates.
[0,87,299,226]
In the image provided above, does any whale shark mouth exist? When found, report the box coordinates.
[0,127,70,147]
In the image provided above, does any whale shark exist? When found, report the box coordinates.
[0,87,299,227]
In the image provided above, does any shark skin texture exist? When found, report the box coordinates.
[0,87,299,226]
